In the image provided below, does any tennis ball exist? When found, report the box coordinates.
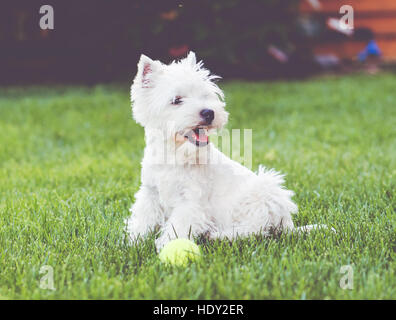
[159,238,201,266]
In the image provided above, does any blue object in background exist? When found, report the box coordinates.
[358,40,382,61]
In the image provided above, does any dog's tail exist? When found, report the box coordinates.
[294,224,336,234]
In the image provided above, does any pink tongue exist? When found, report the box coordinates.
[195,131,208,142]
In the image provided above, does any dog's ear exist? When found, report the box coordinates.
[186,51,197,66]
[136,54,162,88]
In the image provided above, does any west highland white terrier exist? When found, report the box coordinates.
[125,52,326,251]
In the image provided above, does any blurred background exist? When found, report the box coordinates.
[1,0,396,84]
[1,0,395,301]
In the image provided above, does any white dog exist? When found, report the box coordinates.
[125,52,324,251]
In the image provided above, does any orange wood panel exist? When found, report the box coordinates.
[355,16,396,35]
[300,0,396,13]
[311,39,396,60]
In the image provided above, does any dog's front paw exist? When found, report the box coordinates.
[124,229,140,246]
[124,216,149,245]
[155,235,172,253]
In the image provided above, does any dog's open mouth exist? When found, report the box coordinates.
[184,126,209,147]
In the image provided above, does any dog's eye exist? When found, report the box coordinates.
[171,96,183,105]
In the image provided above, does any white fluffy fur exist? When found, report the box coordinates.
[125,52,325,251]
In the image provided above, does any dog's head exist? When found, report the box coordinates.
[131,52,228,148]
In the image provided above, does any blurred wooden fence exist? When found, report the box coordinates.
[300,0,396,61]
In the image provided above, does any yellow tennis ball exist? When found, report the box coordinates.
[159,239,201,266]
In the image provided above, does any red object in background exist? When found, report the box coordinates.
[169,44,189,58]
[40,29,50,38]
[160,10,179,21]
[268,45,289,63]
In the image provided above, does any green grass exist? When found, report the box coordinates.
[0,74,395,299]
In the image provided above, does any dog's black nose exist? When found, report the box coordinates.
[200,109,214,125]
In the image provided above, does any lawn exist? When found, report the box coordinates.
[0,74,395,299]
